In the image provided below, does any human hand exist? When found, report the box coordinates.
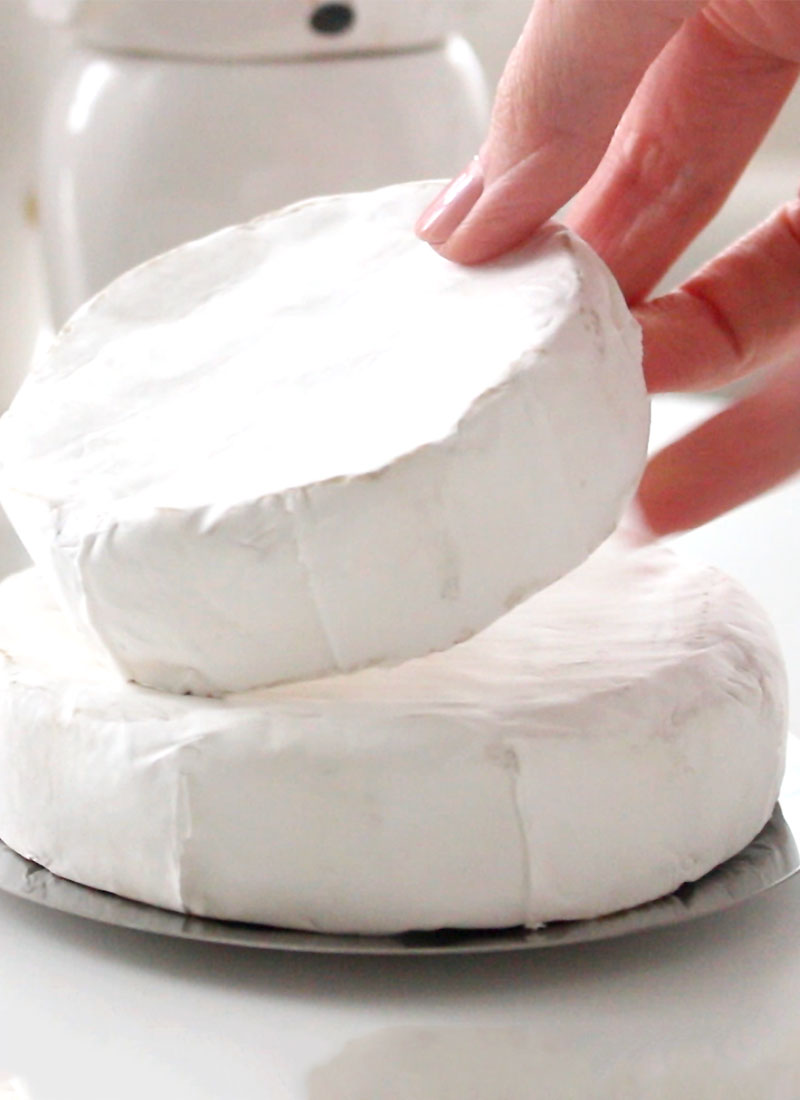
[416,0,800,535]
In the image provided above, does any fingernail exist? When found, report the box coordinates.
[415,157,484,246]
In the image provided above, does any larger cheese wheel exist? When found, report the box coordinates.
[0,539,786,935]
[0,182,648,695]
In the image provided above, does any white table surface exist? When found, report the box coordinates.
[1,396,799,1100]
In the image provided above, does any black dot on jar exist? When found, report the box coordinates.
[309,3,356,35]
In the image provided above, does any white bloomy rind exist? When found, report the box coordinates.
[0,181,648,694]
[0,540,787,935]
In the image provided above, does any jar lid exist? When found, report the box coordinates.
[30,0,484,59]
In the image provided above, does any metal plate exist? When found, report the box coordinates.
[2,745,798,955]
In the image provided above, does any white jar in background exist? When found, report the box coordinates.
[0,2,59,409]
[35,1,490,326]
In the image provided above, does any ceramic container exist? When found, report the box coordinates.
[35,1,490,323]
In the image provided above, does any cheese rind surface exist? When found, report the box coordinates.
[0,181,648,694]
[0,540,786,935]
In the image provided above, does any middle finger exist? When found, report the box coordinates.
[567,7,799,303]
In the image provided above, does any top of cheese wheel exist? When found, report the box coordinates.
[0,181,648,695]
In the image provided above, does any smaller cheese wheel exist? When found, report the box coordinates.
[0,181,648,694]
[0,540,787,935]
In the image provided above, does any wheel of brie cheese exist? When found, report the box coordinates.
[0,181,648,695]
[0,539,786,935]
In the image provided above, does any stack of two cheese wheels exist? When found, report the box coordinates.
[0,183,787,935]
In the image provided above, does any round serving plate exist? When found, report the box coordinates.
[2,741,798,956]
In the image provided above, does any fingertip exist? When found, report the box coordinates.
[415,158,484,248]
[415,154,558,265]
[428,190,562,266]
[428,228,520,267]
[636,434,704,536]
[634,480,687,538]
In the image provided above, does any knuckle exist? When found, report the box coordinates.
[682,279,752,374]
[610,128,716,212]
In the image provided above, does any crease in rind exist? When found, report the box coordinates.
[70,531,129,677]
[174,747,194,912]
[503,741,534,927]
[282,490,342,670]
[518,369,588,560]
[429,466,461,602]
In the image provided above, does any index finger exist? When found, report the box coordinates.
[418,0,702,263]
